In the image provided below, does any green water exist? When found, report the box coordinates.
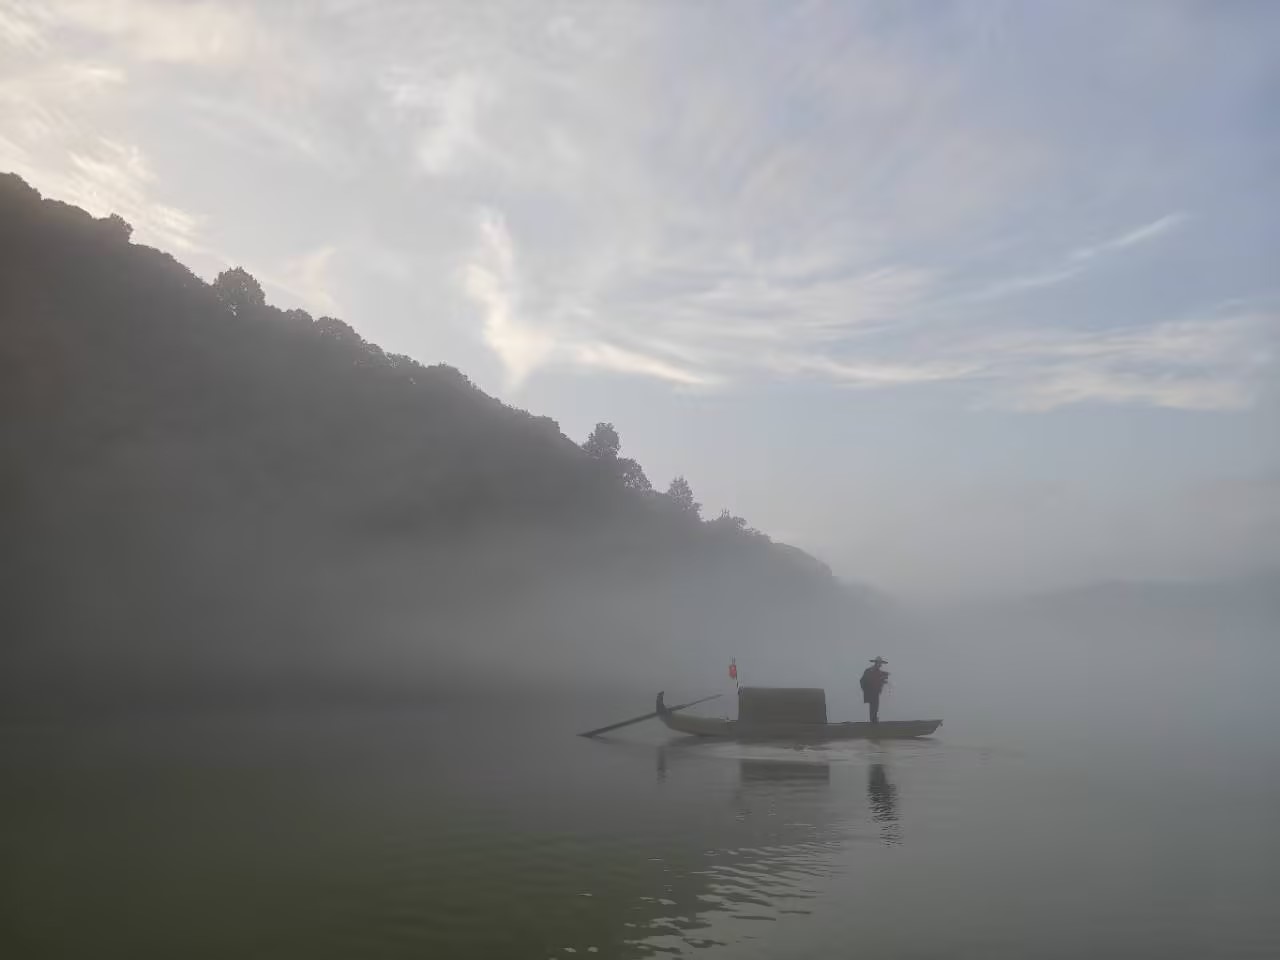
[3,702,1278,958]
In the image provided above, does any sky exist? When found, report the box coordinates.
[3,0,1278,597]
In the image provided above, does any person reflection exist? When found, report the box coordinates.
[867,763,901,845]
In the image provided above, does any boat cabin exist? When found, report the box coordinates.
[736,686,827,724]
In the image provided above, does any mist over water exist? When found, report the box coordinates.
[6,641,1278,960]
[4,2,1279,952]
[5,576,1279,958]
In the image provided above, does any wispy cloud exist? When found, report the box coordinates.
[51,0,259,65]
[771,354,981,388]
[0,4,206,251]
[380,70,495,177]
[2,1,1274,416]
[1068,213,1187,263]
[973,311,1275,412]
[461,207,713,389]
[58,137,203,250]
[0,2,51,52]
[972,212,1188,301]
[572,342,718,387]
[971,266,1084,300]
[270,245,342,317]
[462,208,555,388]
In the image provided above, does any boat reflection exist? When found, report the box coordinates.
[738,758,831,783]
[867,762,901,845]
[624,749,842,955]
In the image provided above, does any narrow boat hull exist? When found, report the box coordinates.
[656,693,941,741]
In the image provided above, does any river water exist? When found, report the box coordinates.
[3,696,1278,959]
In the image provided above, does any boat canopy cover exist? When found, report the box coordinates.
[737,687,827,724]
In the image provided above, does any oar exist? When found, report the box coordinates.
[578,693,722,738]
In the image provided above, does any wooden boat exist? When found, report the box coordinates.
[655,690,941,741]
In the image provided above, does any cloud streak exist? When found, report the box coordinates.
[973,212,1188,301]
[1069,213,1187,263]
[50,0,259,65]
[971,311,1275,412]
[1,1,1274,416]
[0,4,206,251]
[461,207,715,389]
[462,208,553,389]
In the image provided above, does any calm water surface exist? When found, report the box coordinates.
[3,698,1278,958]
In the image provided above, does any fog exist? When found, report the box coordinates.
[8,411,1276,749]
[5,4,1280,955]
[13,469,1277,759]
[886,584,1279,754]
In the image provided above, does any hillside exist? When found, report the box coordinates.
[0,174,861,716]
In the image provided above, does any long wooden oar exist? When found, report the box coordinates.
[578,693,722,738]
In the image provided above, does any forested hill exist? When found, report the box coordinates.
[1,173,861,716]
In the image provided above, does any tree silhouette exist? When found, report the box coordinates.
[709,509,747,532]
[1,172,838,718]
[582,422,620,460]
[213,266,265,317]
[102,213,133,243]
[617,457,651,491]
[666,476,700,518]
[707,509,769,542]
[582,423,651,489]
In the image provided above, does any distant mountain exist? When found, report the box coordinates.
[0,174,863,715]
[906,572,1280,660]
[1014,574,1280,646]
[1030,573,1280,610]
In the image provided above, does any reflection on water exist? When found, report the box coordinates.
[738,759,831,783]
[630,747,842,954]
[634,744,910,953]
[630,747,921,953]
[867,762,901,845]
[2,713,883,959]
[7,707,1275,959]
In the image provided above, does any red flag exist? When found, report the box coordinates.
[729,659,738,681]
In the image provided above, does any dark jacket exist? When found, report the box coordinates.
[860,667,887,703]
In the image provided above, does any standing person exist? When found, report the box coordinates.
[860,657,890,723]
